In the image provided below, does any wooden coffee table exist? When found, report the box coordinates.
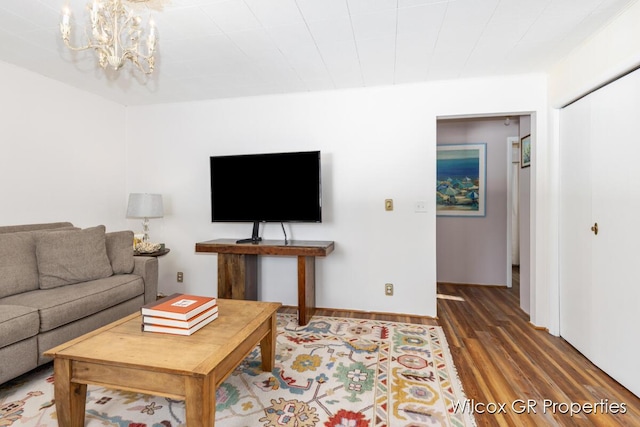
[44,299,281,426]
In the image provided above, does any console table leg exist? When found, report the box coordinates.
[218,254,257,300]
[297,256,316,326]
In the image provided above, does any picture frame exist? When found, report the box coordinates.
[520,134,531,168]
[436,143,486,217]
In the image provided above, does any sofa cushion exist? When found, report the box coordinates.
[0,222,74,235]
[0,337,38,385]
[0,274,144,332]
[36,225,113,289]
[0,305,40,347]
[0,231,40,298]
[37,296,143,366]
[106,231,135,274]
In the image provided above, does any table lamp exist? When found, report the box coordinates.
[126,193,163,242]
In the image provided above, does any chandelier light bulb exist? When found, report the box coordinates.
[62,8,70,26]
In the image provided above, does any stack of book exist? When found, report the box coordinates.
[141,293,218,335]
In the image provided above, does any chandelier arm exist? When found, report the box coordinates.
[61,22,94,52]
[116,4,147,70]
[127,51,154,74]
[120,13,155,74]
[119,16,136,52]
[62,35,107,53]
[61,14,112,54]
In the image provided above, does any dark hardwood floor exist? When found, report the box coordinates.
[282,267,640,426]
[437,268,640,426]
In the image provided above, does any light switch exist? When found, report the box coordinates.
[385,199,393,211]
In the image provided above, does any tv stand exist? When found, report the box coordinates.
[235,221,262,244]
[195,239,334,325]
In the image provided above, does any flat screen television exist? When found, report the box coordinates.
[210,150,322,243]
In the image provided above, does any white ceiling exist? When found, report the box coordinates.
[0,0,635,106]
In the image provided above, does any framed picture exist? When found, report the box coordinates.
[521,134,531,168]
[436,143,486,217]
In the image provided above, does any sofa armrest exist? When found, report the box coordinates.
[133,256,158,304]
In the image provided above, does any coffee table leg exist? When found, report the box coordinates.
[260,312,277,372]
[185,374,216,426]
[53,359,87,427]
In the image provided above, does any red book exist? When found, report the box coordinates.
[143,305,218,328]
[141,293,217,321]
[142,311,219,335]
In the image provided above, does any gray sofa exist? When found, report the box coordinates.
[0,222,158,384]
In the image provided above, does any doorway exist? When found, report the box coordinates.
[436,115,530,313]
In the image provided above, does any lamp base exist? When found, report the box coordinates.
[142,217,150,242]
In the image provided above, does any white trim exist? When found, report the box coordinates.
[506,136,519,288]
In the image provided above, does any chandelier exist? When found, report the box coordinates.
[60,0,158,75]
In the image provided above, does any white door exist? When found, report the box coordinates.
[588,71,640,395]
[559,96,593,355]
[559,68,640,397]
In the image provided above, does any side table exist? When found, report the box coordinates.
[135,248,170,301]
[134,248,170,257]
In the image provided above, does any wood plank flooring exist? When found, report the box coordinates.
[281,267,640,426]
[437,270,640,426]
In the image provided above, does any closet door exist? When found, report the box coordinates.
[588,70,640,395]
[560,68,640,397]
[559,96,593,355]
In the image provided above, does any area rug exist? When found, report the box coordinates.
[0,313,475,426]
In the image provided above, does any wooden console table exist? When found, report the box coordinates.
[195,239,334,325]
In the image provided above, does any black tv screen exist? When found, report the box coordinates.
[210,150,322,223]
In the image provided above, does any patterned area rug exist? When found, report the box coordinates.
[0,314,475,426]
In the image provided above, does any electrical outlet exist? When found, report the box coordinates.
[385,283,394,296]
[177,271,184,283]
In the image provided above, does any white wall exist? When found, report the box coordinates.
[126,74,549,319]
[436,118,517,286]
[126,87,437,316]
[0,61,128,230]
[549,0,640,107]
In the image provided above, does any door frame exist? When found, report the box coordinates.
[506,136,520,289]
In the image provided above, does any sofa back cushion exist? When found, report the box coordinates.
[0,222,74,235]
[0,231,40,298]
[106,230,135,274]
[36,225,114,289]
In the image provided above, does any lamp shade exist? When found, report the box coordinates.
[126,193,164,218]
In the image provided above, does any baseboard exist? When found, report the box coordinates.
[529,322,549,332]
[437,281,508,288]
[280,305,438,321]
